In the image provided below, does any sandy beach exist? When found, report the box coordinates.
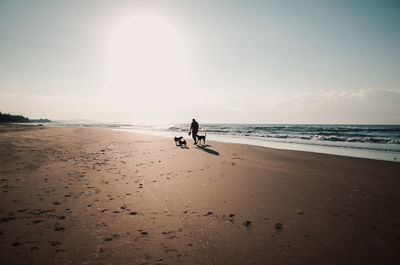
[0,124,399,265]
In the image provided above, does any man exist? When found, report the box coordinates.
[189,118,199,144]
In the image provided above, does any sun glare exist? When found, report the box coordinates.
[107,15,189,108]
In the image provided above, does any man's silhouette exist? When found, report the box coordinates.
[189,118,199,144]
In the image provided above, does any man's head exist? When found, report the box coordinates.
[192,119,196,122]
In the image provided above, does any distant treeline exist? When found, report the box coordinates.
[0,112,51,123]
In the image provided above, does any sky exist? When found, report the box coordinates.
[0,0,399,124]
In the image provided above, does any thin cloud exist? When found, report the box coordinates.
[259,87,400,107]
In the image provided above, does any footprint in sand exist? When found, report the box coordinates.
[54,224,66,231]
[49,240,62,247]
[274,222,283,231]
[11,242,21,247]
[243,220,252,228]
[227,214,236,223]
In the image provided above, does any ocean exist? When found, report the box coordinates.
[49,122,400,162]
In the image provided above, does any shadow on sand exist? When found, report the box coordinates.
[195,144,219,156]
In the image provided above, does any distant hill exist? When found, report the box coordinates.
[0,112,51,123]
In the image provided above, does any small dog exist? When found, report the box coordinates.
[196,133,206,144]
[174,136,183,146]
[179,139,187,147]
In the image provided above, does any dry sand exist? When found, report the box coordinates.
[0,124,399,265]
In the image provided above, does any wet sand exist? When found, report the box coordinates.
[1,124,400,265]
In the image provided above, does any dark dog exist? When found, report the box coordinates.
[196,133,206,144]
[179,139,187,147]
[174,136,183,146]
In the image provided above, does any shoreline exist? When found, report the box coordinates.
[3,123,400,163]
[1,124,400,264]
[42,122,400,162]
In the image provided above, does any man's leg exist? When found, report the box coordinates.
[192,131,197,144]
